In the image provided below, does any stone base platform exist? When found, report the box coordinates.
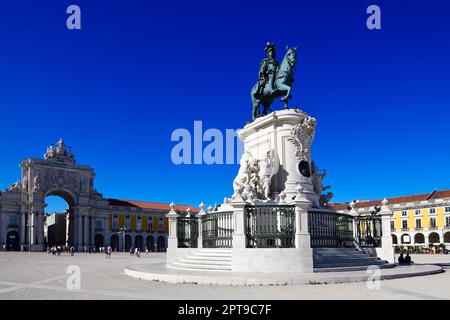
[124,263,443,286]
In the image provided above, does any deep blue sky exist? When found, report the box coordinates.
[1,0,449,212]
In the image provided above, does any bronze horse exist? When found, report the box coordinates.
[251,47,297,120]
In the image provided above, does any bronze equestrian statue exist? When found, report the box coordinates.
[251,43,297,120]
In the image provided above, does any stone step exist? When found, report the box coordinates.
[170,262,232,271]
[313,250,365,255]
[185,255,232,262]
[193,252,232,258]
[314,261,386,268]
[314,263,395,273]
[314,256,381,262]
[179,258,232,266]
[314,254,372,258]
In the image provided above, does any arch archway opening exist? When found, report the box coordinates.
[44,192,74,249]
[135,235,143,251]
[414,233,425,244]
[392,234,398,245]
[429,232,440,244]
[444,232,450,244]
[401,234,411,245]
[110,235,119,252]
[146,235,154,252]
[94,234,104,250]
[125,235,132,252]
[6,231,19,251]
[157,236,165,252]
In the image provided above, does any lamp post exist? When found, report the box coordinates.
[120,227,127,253]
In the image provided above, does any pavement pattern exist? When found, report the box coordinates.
[0,252,449,300]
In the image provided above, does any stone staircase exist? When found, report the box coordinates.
[168,248,392,273]
[169,249,232,272]
[313,248,392,272]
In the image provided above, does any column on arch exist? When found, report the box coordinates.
[83,214,90,247]
[19,211,26,245]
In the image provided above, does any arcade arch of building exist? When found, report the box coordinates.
[0,139,193,252]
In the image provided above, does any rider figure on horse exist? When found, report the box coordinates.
[256,42,279,98]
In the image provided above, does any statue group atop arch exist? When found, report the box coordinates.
[44,138,75,162]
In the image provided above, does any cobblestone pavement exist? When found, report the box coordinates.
[0,252,449,300]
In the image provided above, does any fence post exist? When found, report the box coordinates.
[348,201,360,247]
[230,197,246,248]
[292,186,312,249]
[166,202,179,250]
[197,202,206,249]
[377,199,395,263]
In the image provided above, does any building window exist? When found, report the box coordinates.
[148,220,153,232]
[446,216,450,227]
[430,218,437,228]
[390,221,395,231]
[445,207,450,213]
[415,219,422,229]
[96,220,103,230]
[430,208,436,214]
[415,209,421,215]
[402,220,408,230]
[113,214,118,218]
[9,215,17,226]
[112,221,119,231]
[401,211,407,217]
[137,216,142,230]
[158,217,164,232]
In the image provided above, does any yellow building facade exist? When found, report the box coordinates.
[101,199,195,252]
[334,189,450,246]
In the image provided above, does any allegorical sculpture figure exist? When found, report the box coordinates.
[251,43,297,120]
[56,138,66,156]
[258,150,279,200]
[231,150,279,202]
[311,161,333,207]
[6,181,22,192]
[33,175,40,192]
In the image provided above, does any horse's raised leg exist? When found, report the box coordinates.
[277,83,292,109]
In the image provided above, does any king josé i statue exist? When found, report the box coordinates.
[162,42,395,281]
[251,42,297,121]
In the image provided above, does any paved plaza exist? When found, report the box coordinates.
[0,252,449,300]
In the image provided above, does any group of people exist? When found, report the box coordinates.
[129,247,142,257]
[398,252,414,265]
[45,244,152,258]
[47,245,75,256]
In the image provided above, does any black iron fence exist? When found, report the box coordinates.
[355,215,382,247]
[202,211,234,248]
[245,205,295,248]
[308,210,354,248]
[177,216,198,248]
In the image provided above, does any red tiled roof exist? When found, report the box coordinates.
[107,199,199,213]
[330,189,450,211]
[328,203,349,211]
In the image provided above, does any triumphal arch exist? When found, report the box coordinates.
[0,139,173,252]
